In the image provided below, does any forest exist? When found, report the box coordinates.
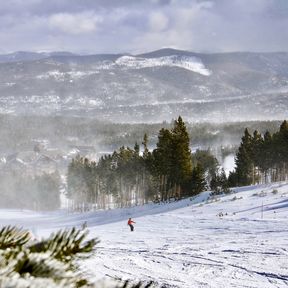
[67,118,288,210]
[67,116,216,210]
[229,120,288,186]
[0,114,287,210]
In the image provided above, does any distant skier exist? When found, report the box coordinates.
[127,218,136,231]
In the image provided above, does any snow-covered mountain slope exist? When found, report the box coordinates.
[0,182,288,287]
[0,49,288,122]
[115,55,211,75]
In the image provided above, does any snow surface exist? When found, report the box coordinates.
[115,55,211,76]
[35,55,211,82]
[1,182,288,287]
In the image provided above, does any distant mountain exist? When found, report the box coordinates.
[136,48,202,58]
[0,49,287,122]
[0,51,76,63]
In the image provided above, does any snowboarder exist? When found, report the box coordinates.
[127,218,136,231]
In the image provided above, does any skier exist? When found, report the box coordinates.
[127,218,136,231]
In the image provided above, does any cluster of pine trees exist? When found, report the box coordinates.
[67,117,218,210]
[67,118,288,208]
[229,120,288,186]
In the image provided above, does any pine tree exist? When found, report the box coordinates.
[234,128,253,186]
[210,173,219,194]
[192,149,218,185]
[251,130,263,184]
[210,168,229,195]
[153,128,173,201]
[219,168,230,194]
[170,116,192,198]
[275,120,288,180]
[0,226,97,287]
[142,133,150,159]
[260,131,273,183]
[0,226,152,288]
[190,164,206,195]
[141,134,155,204]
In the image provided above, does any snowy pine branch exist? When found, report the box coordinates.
[29,227,99,264]
[0,225,154,288]
[0,226,31,249]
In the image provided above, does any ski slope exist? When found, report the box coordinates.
[0,182,288,287]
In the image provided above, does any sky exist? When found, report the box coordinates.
[0,0,288,54]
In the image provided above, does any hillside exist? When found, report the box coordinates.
[0,49,287,122]
[1,181,288,287]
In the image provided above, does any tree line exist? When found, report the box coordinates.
[67,117,218,210]
[229,120,288,186]
[67,118,288,210]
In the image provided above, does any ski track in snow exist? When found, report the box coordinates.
[0,182,288,287]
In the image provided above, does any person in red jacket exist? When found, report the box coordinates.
[127,218,136,231]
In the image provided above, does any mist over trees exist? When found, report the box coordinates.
[1,112,287,210]
[67,118,288,209]
[67,117,218,210]
[0,171,61,210]
[0,114,282,156]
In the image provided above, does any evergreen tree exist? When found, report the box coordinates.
[170,116,192,198]
[219,168,230,194]
[234,128,253,186]
[251,130,263,184]
[275,120,288,180]
[210,168,229,195]
[141,134,155,204]
[229,121,288,186]
[0,226,151,288]
[192,149,219,185]
[260,131,273,183]
[153,128,173,201]
[228,170,237,187]
[190,164,207,195]
[142,133,150,159]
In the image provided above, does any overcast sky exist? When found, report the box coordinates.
[0,0,287,54]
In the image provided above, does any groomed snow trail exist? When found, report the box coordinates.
[1,182,288,287]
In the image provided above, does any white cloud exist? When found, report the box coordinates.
[149,11,169,32]
[0,0,287,53]
[133,2,216,52]
[49,12,102,34]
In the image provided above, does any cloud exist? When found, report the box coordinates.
[0,0,287,53]
[133,1,217,52]
[148,11,169,32]
[131,0,288,53]
[49,12,102,34]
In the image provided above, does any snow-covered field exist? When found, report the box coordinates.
[1,182,288,287]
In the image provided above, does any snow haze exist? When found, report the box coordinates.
[1,182,288,287]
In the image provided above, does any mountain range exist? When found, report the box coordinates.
[0,48,287,122]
